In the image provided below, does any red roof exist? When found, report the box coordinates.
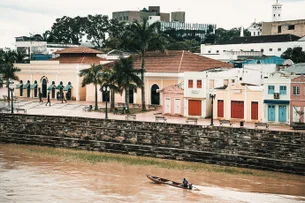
[54,47,102,54]
[51,56,106,64]
[133,50,232,73]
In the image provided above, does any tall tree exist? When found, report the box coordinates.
[121,18,166,111]
[281,47,305,63]
[105,18,127,49]
[84,14,110,48]
[99,68,120,112]
[79,64,104,110]
[111,56,143,110]
[50,16,86,44]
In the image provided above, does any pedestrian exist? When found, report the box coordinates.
[38,88,43,103]
[46,92,51,106]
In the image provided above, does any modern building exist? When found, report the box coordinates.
[161,22,216,41]
[112,6,170,23]
[171,11,185,23]
[15,36,80,57]
[201,34,305,57]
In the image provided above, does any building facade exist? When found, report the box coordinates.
[214,83,264,122]
[290,75,305,124]
[263,72,291,124]
[262,19,305,37]
[201,34,305,57]
[161,83,184,116]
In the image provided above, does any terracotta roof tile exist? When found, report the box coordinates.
[133,50,232,73]
[54,47,103,54]
[51,56,106,64]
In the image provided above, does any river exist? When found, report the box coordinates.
[0,144,304,203]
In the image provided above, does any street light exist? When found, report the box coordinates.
[9,79,14,114]
[209,90,216,126]
[102,85,110,119]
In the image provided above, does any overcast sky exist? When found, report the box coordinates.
[0,0,304,49]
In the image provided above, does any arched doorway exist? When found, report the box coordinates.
[42,79,47,98]
[129,85,134,104]
[19,80,23,96]
[151,84,160,105]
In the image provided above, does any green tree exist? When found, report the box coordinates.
[281,47,305,63]
[121,18,166,111]
[111,57,143,110]
[84,14,110,48]
[14,50,28,63]
[50,16,86,44]
[206,27,251,44]
[79,64,104,110]
[99,68,120,112]
[105,19,127,49]
[0,63,20,100]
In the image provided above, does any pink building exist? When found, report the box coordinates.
[161,83,184,116]
[290,75,305,123]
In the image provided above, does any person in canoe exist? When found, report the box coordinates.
[182,178,189,188]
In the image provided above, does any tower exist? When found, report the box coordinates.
[272,0,282,21]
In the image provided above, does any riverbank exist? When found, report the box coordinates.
[1,144,304,182]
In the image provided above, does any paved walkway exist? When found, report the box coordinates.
[0,96,303,133]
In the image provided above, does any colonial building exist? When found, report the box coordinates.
[263,72,291,124]
[291,75,305,123]
[213,83,264,123]
[14,47,109,101]
[161,82,184,116]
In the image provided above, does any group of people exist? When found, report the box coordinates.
[38,88,67,107]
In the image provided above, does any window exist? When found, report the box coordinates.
[261,49,264,52]
[188,80,193,88]
[293,86,300,95]
[253,32,256,36]
[250,49,254,51]
[216,50,219,53]
[280,86,286,95]
[208,50,211,53]
[269,48,273,51]
[288,25,295,30]
[278,26,281,33]
[268,85,274,94]
[278,48,281,51]
[197,80,202,88]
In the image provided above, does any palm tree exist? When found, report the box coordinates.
[111,56,143,111]
[100,68,120,112]
[0,63,20,100]
[79,64,104,110]
[121,18,166,111]
[14,50,28,63]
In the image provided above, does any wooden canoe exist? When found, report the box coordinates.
[146,174,200,191]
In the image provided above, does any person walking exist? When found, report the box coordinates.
[38,88,43,103]
[46,92,51,106]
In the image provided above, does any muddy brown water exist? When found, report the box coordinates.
[0,144,304,203]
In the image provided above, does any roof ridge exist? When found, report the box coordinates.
[178,50,184,73]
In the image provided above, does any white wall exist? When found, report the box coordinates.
[201,41,305,57]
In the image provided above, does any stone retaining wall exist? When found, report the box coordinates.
[0,114,304,175]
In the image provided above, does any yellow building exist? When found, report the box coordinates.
[214,83,264,122]
[15,48,232,106]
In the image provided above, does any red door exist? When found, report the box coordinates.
[251,102,258,120]
[231,101,244,119]
[188,100,201,116]
[217,100,224,117]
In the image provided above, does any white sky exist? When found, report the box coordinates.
[0,0,304,49]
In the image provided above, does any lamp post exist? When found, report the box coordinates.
[102,85,110,119]
[209,91,216,126]
[9,80,14,114]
